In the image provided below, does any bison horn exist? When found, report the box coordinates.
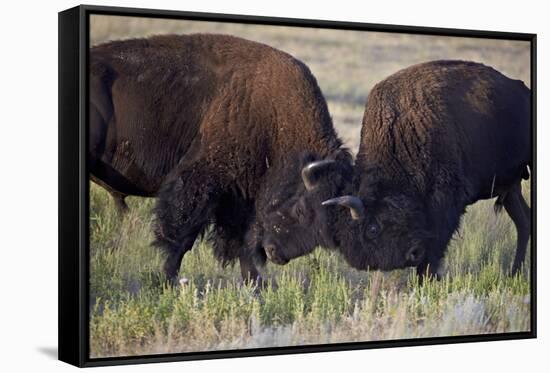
[301,160,336,191]
[322,196,365,220]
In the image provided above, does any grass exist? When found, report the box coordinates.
[89,182,531,358]
[88,17,532,358]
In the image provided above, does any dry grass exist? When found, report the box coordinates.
[89,181,531,358]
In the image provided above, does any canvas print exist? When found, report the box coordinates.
[88,14,532,358]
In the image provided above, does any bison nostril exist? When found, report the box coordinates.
[405,247,424,264]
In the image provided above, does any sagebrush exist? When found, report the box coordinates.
[89,182,530,357]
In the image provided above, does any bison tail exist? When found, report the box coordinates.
[494,194,506,214]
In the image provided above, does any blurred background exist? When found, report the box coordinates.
[91,15,530,153]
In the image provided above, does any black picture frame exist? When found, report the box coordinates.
[58,4,537,367]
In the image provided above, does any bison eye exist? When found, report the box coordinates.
[366,222,380,238]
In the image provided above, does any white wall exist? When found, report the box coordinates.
[0,0,547,371]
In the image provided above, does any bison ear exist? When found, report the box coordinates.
[322,196,365,220]
[301,160,336,191]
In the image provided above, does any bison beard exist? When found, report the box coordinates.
[88,34,350,283]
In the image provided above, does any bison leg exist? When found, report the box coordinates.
[111,192,129,215]
[415,251,445,283]
[213,202,263,284]
[416,257,441,281]
[212,229,263,284]
[503,183,531,275]
[153,164,220,284]
[90,173,131,215]
[162,230,201,284]
[417,206,462,281]
[239,254,261,283]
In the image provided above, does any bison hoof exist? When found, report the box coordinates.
[241,276,277,293]
[256,276,278,291]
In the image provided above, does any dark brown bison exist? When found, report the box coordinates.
[88,34,350,283]
[259,60,531,277]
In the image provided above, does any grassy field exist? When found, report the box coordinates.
[89,17,532,358]
[90,182,531,357]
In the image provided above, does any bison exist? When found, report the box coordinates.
[88,34,351,283]
[259,60,532,278]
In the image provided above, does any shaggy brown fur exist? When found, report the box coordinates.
[259,60,531,277]
[89,34,350,282]
[355,60,531,276]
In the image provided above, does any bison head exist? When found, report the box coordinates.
[326,189,430,271]
[258,153,351,265]
[259,155,431,271]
